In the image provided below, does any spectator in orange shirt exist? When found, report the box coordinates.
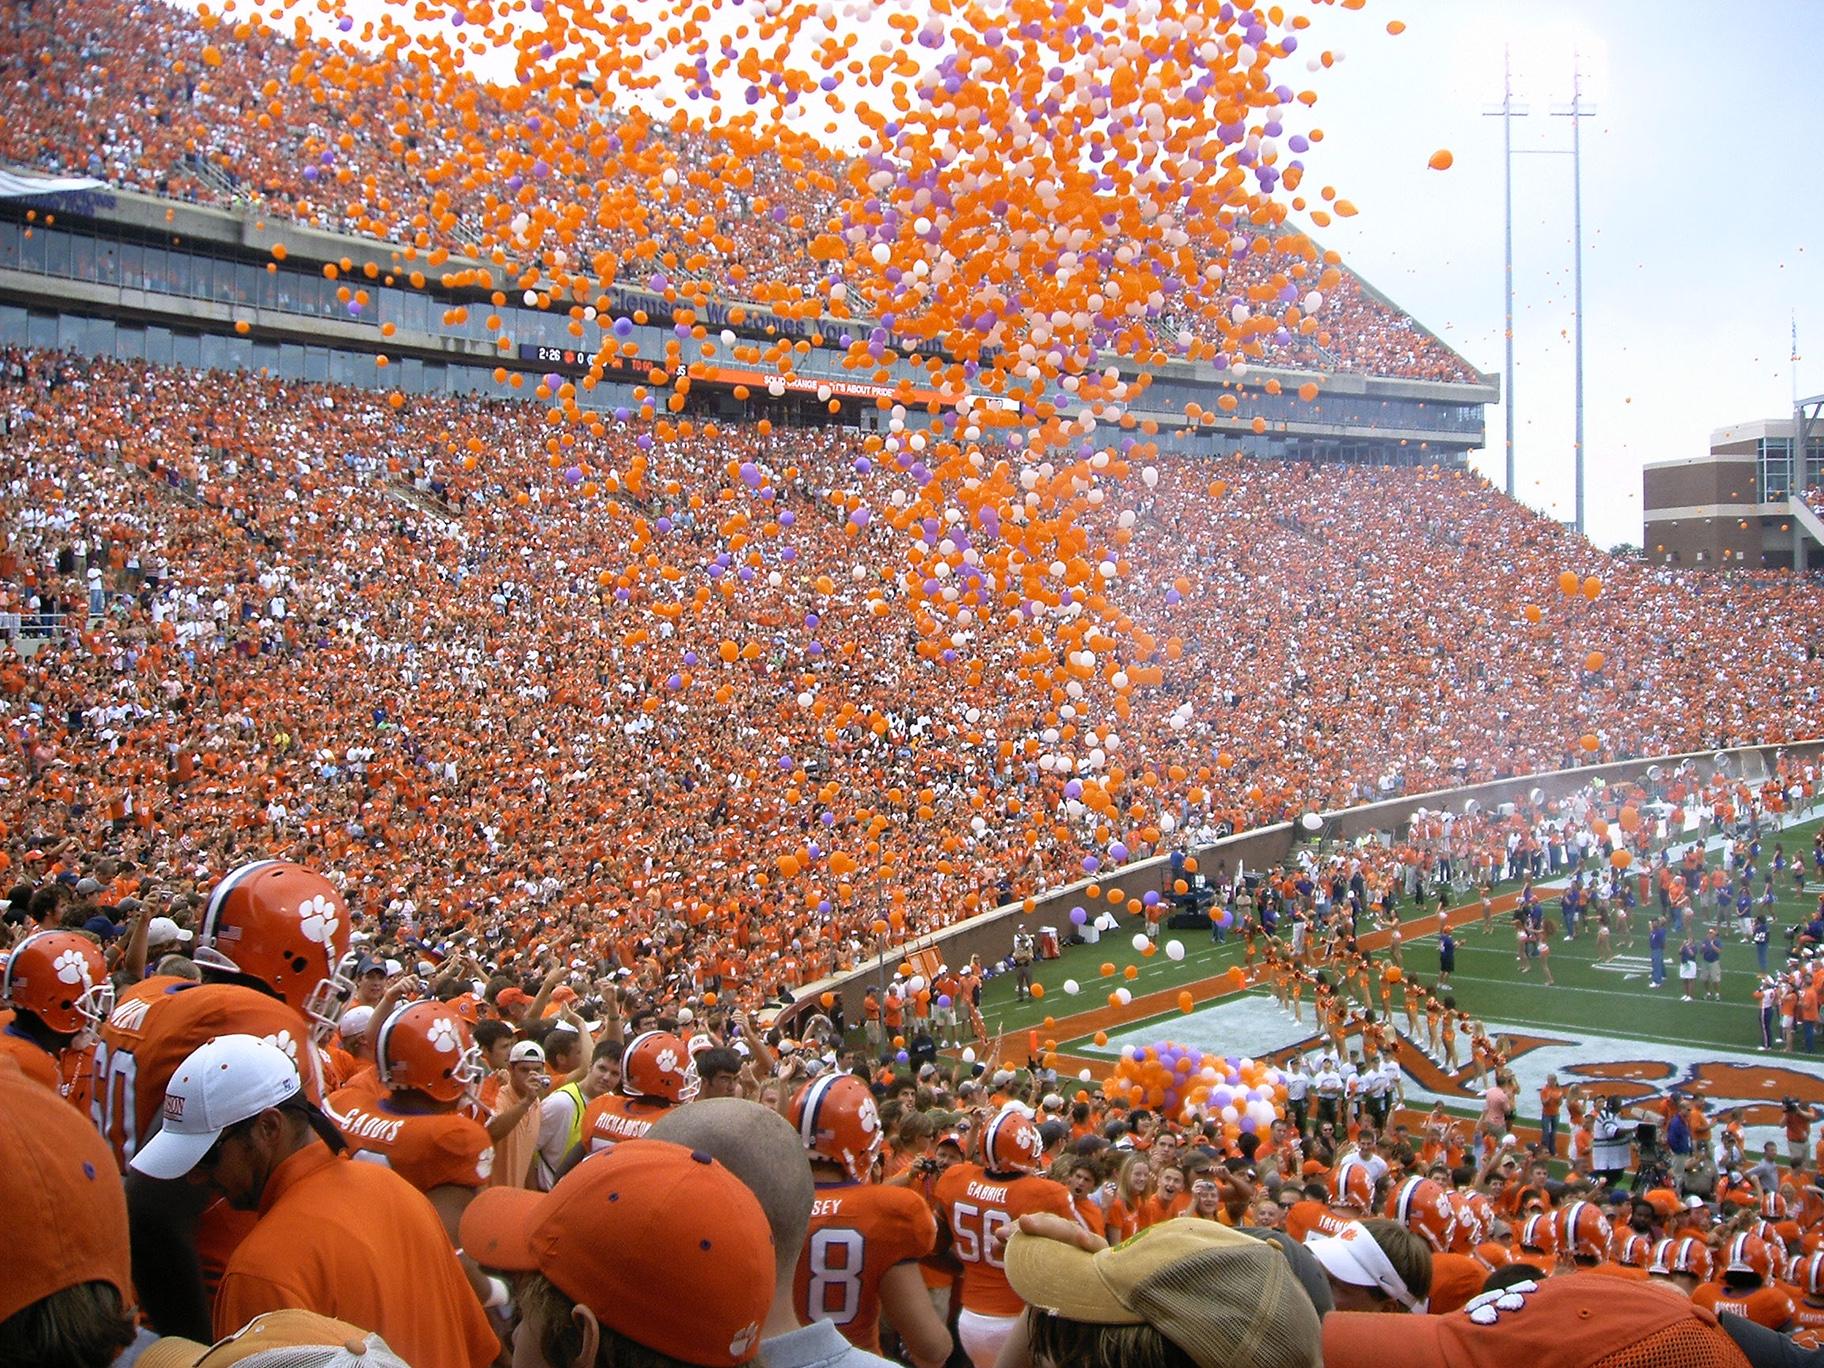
[0,1054,138,1368]
[129,1034,498,1367]
[462,1137,774,1368]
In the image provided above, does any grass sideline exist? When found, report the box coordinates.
[904,812,1824,1090]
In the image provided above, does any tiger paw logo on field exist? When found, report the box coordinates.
[1464,1279,1539,1326]
[53,948,94,987]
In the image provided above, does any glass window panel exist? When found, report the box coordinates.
[94,240,119,286]
[170,332,201,369]
[26,311,58,348]
[69,234,98,282]
[304,347,329,382]
[19,226,47,274]
[138,247,166,293]
[114,325,146,360]
[115,241,142,287]
[39,230,70,277]
[0,304,31,344]
[0,221,19,269]
[279,342,306,379]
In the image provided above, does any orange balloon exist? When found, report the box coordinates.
[1100,962,1116,978]
[1428,149,1454,171]
[1094,1031,1109,1047]
[1385,966,1403,984]
[1123,965,1139,980]
[1523,604,1542,625]
[1178,991,1195,1013]
[1030,982,1045,1000]
[1611,849,1633,869]
[1584,652,1605,673]
[1557,570,1580,597]
[1582,576,1603,601]
[1579,733,1600,753]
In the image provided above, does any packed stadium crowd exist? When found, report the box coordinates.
[1,332,1823,1362]
[8,831,1824,1368]
[0,0,1483,383]
[4,345,1824,1013]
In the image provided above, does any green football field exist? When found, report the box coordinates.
[934,810,1824,1132]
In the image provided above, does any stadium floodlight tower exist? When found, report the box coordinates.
[1487,46,1596,534]
[1794,391,1824,570]
[1482,45,1527,502]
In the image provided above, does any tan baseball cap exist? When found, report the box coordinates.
[1004,1217,1322,1368]
[138,1311,410,1368]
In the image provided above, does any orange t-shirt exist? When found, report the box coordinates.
[326,1091,494,1191]
[933,1163,1073,1317]
[214,1142,497,1367]
[793,1181,937,1354]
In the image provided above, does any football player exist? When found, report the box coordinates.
[0,929,111,1103]
[788,1073,951,1368]
[328,999,494,1244]
[932,1105,1072,1368]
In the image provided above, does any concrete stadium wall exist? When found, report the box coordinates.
[776,739,1824,1032]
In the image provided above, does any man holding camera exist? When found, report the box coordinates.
[1784,1097,1823,1168]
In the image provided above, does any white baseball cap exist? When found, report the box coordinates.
[146,916,194,947]
[129,1035,302,1180]
[508,1040,546,1064]
[337,1005,376,1043]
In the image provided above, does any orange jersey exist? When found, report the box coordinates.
[95,977,320,1170]
[0,1023,63,1093]
[1692,1283,1796,1331]
[1285,1200,1361,1244]
[326,1090,494,1192]
[933,1163,1073,1317]
[792,1181,937,1355]
[579,1092,673,1154]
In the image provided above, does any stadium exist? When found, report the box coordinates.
[1,0,1823,1366]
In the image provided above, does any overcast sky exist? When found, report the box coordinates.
[1290,0,1824,548]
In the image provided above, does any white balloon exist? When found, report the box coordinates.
[961,1047,977,1063]
[1063,978,1080,995]
[1114,988,1132,1006]
[1131,933,1150,952]
[1165,940,1186,962]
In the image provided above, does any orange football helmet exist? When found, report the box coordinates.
[1555,1200,1612,1263]
[196,860,354,1040]
[375,1001,486,1104]
[621,1030,697,1104]
[2,930,112,1034]
[1762,1191,1790,1222]
[1795,1251,1824,1297]
[1385,1176,1456,1252]
[1649,1236,1713,1282]
[1328,1155,1374,1213]
[980,1105,1045,1175]
[1517,1212,1557,1260]
[1723,1232,1775,1286]
[790,1073,883,1183]
[1746,1220,1789,1263]
[1611,1231,1653,1269]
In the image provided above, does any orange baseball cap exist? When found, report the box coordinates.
[0,1053,132,1324]
[461,1138,774,1366]
[1323,1274,1749,1368]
